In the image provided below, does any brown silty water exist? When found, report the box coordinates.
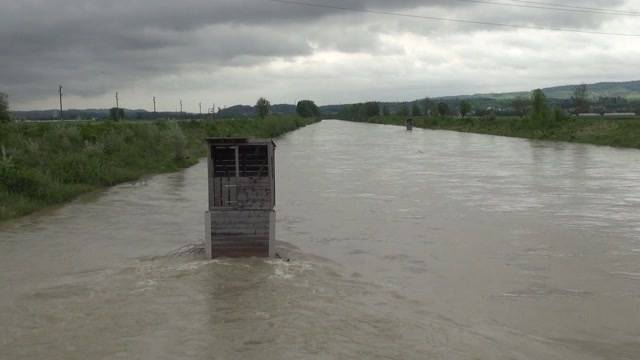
[1,120,639,359]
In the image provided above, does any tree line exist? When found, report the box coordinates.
[0,93,9,123]
[255,97,321,119]
[342,98,474,121]
[1,94,322,122]
[342,85,640,125]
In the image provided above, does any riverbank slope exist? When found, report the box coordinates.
[0,117,317,222]
[352,115,640,149]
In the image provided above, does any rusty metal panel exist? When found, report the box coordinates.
[236,177,271,208]
[207,210,274,258]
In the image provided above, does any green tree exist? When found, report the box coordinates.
[511,96,530,118]
[0,93,9,123]
[531,89,550,127]
[296,100,320,118]
[437,102,450,117]
[397,105,409,116]
[459,100,472,118]
[553,107,569,122]
[571,84,590,115]
[423,98,435,116]
[109,107,125,121]
[346,102,378,120]
[347,104,362,120]
[256,97,271,119]
[364,102,380,118]
[411,102,422,116]
[382,105,390,116]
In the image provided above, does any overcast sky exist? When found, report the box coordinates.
[2,0,640,111]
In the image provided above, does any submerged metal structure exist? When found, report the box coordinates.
[205,138,276,258]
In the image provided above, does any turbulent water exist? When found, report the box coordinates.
[1,120,639,359]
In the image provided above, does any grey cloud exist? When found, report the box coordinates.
[0,0,633,107]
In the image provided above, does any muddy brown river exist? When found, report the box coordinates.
[1,120,639,359]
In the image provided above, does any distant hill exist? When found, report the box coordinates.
[354,80,640,116]
[446,80,640,101]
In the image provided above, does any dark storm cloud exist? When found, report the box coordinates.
[0,0,629,106]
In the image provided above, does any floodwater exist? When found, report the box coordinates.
[1,120,640,359]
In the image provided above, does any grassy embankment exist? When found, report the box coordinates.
[353,115,640,149]
[0,116,317,222]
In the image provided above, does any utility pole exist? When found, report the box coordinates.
[153,96,157,114]
[179,99,183,115]
[115,92,120,121]
[211,103,216,121]
[58,85,63,120]
[199,102,202,116]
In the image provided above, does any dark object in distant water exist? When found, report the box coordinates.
[406,118,413,131]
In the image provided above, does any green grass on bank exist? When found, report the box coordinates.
[354,115,640,149]
[0,116,317,222]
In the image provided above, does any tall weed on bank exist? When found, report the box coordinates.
[0,116,317,221]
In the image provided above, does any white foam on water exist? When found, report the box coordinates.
[266,259,312,280]
[131,279,158,294]
[610,272,640,279]
[209,259,252,268]
[172,261,210,272]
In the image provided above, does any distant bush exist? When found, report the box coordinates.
[109,107,125,121]
[396,106,408,117]
[437,102,450,117]
[296,100,320,118]
[481,110,497,121]
[0,93,10,123]
[512,96,531,118]
[571,84,591,114]
[167,122,187,161]
[553,107,569,122]
[530,89,551,128]
[256,98,271,119]
[411,102,422,116]
[344,102,381,120]
[460,100,472,118]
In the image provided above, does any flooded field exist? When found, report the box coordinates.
[1,120,639,359]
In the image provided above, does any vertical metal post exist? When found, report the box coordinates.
[115,92,119,121]
[58,85,63,120]
[234,145,240,179]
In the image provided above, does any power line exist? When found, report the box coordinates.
[266,0,640,37]
[507,0,640,16]
[454,0,640,17]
